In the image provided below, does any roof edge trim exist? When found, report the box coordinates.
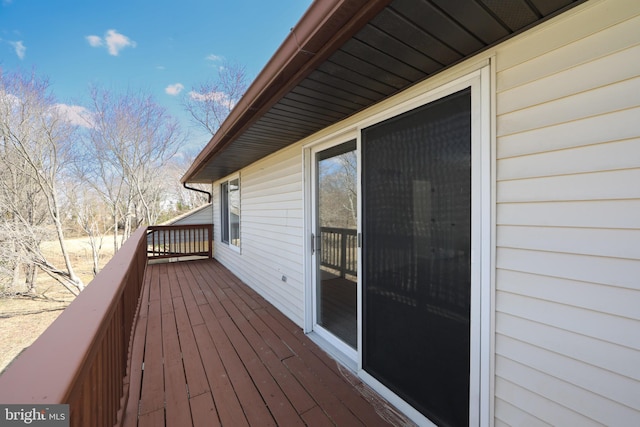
[182,0,391,183]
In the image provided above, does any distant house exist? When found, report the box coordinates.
[182,0,640,425]
[161,203,213,226]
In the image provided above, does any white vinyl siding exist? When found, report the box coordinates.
[212,145,305,326]
[494,0,640,425]
[169,204,213,226]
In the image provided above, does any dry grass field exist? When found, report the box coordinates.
[0,237,115,373]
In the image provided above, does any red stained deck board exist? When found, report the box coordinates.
[205,262,264,311]
[254,306,370,425]
[198,301,277,427]
[161,312,182,367]
[229,319,313,414]
[137,408,164,427]
[172,296,210,397]
[186,262,228,318]
[301,405,337,427]
[262,303,392,427]
[218,314,305,426]
[192,320,248,427]
[167,262,184,300]
[161,310,191,427]
[183,261,214,306]
[147,264,161,302]
[163,356,192,427]
[284,355,366,426]
[159,265,174,315]
[189,392,220,427]
[188,264,217,303]
[215,289,314,414]
[245,307,295,361]
[137,275,164,416]
[174,263,205,325]
[123,259,399,427]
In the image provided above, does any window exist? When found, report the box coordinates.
[220,176,240,249]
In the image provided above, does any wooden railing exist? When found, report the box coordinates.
[320,226,357,277]
[147,224,213,260]
[0,227,148,427]
[0,224,215,425]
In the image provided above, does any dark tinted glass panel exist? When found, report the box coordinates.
[362,88,471,427]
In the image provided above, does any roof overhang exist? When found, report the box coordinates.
[182,0,586,184]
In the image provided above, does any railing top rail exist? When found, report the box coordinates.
[148,223,213,231]
[320,226,357,234]
[0,227,149,404]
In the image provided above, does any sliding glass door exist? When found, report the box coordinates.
[313,140,358,351]
[362,89,472,426]
[305,70,489,427]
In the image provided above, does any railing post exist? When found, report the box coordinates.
[340,229,347,278]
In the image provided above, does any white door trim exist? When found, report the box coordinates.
[302,65,493,427]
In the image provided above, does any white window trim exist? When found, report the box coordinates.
[220,173,241,253]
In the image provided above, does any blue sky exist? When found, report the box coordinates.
[0,0,312,149]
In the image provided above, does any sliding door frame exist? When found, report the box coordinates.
[303,65,493,427]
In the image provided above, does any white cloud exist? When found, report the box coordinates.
[105,29,136,55]
[1,91,21,106]
[205,54,223,62]
[0,91,92,128]
[55,104,95,128]
[165,83,184,96]
[9,40,25,59]
[86,35,103,47]
[189,90,225,102]
[188,90,236,110]
[85,29,136,56]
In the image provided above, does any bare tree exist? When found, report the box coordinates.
[0,178,47,294]
[65,184,111,276]
[183,61,248,136]
[81,86,185,249]
[74,136,126,254]
[0,123,49,294]
[178,61,246,215]
[0,221,47,293]
[319,151,357,229]
[167,150,210,211]
[0,69,84,295]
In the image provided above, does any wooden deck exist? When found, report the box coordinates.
[122,259,406,427]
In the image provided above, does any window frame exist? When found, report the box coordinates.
[220,174,241,252]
